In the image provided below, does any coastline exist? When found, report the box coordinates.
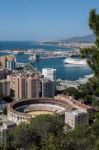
[0,43,92,81]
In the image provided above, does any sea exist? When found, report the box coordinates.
[0,41,92,81]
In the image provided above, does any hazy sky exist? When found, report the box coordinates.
[0,0,99,41]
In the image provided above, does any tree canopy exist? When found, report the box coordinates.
[80,9,99,77]
[1,114,99,150]
[89,9,99,48]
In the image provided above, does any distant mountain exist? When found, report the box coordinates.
[60,34,95,43]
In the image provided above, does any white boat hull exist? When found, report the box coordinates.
[64,58,87,65]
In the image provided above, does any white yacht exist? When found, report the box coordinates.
[64,57,87,65]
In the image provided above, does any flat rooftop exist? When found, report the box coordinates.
[67,109,87,116]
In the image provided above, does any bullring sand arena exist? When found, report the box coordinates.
[7,98,72,125]
[27,110,54,116]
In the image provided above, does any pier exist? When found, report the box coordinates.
[0,49,80,60]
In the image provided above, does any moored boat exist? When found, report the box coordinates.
[64,57,87,65]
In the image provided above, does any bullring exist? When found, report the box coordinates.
[7,98,71,125]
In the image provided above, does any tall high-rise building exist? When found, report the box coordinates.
[41,78,55,98]
[7,60,16,71]
[0,80,10,98]
[14,74,55,99]
[15,76,28,99]
[15,75,40,99]
[28,76,40,98]
[42,68,56,82]
[0,55,16,69]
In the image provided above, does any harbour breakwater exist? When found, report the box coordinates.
[0,49,80,60]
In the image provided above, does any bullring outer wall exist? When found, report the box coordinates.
[7,98,71,125]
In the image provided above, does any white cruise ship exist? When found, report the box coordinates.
[64,58,87,65]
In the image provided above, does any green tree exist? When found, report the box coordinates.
[91,120,99,137]
[5,115,64,150]
[93,138,99,150]
[3,106,7,115]
[30,114,64,139]
[41,134,63,150]
[13,123,40,150]
[80,9,99,107]
[63,87,80,99]
[80,9,99,77]
[89,9,99,48]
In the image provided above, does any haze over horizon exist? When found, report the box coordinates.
[0,0,99,41]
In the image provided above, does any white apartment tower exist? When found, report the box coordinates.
[42,68,56,82]
[65,109,89,129]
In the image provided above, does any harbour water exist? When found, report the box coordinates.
[0,41,71,51]
[0,42,92,80]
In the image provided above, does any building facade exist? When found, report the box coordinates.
[15,75,40,99]
[15,76,27,99]
[0,80,10,98]
[14,75,55,99]
[0,55,16,69]
[28,76,40,98]
[7,60,16,71]
[41,79,55,98]
[65,109,89,128]
[42,68,56,81]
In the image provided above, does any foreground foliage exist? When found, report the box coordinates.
[63,77,99,109]
[0,114,99,150]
